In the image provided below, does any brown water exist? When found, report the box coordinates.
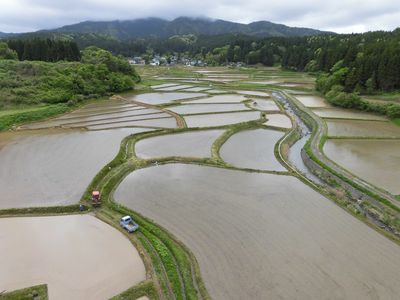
[248,99,280,111]
[129,92,207,104]
[220,129,285,170]
[182,86,211,92]
[324,139,400,194]
[86,117,178,130]
[167,103,249,115]
[237,90,270,97]
[184,94,247,104]
[312,108,387,120]
[295,95,330,108]
[0,215,145,300]
[184,111,260,128]
[326,119,400,137]
[151,83,179,89]
[0,128,152,208]
[155,84,193,91]
[115,164,400,300]
[264,114,292,128]
[135,130,224,158]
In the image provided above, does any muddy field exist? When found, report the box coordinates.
[115,164,400,300]
[326,119,400,137]
[247,99,280,111]
[0,128,151,208]
[184,111,260,127]
[264,113,292,128]
[295,95,330,108]
[324,139,400,194]
[312,108,387,120]
[154,84,193,91]
[0,215,145,299]
[184,94,247,104]
[167,103,249,115]
[135,130,223,158]
[237,90,270,97]
[130,92,207,104]
[220,129,285,170]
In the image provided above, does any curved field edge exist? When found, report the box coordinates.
[80,118,294,299]
[279,91,400,242]
[0,284,48,300]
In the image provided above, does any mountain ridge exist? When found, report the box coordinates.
[46,16,332,39]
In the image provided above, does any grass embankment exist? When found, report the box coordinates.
[81,129,214,300]
[0,104,70,131]
[0,285,48,300]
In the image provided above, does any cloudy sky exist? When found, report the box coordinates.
[0,0,399,34]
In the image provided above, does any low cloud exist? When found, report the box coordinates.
[0,0,399,33]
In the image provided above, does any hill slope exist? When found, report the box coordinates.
[51,17,330,39]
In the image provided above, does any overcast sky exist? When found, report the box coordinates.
[0,0,399,34]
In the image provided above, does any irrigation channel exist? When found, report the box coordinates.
[273,91,395,232]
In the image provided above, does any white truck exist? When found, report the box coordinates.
[120,215,139,233]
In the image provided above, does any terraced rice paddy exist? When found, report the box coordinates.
[324,139,400,194]
[264,113,292,128]
[150,83,179,89]
[295,95,330,108]
[184,111,260,128]
[154,84,193,91]
[0,215,145,300]
[182,86,211,92]
[312,108,387,120]
[185,94,247,104]
[167,103,249,115]
[20,99,178,130]
[236,90,270,97]
[115,164,400,300]
[135,130,224,158]
[86,117,177,130]
[0,128,151,208]
[220,129,285,170]
[130,92,207,104]
[326,119,400,137]
[247,99,280,111]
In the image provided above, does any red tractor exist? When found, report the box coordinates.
[92,191,101,207]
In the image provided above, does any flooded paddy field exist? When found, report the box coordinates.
[185,94,247,104]
[150,83,179,89]
[206,89,228,94]
[115,164,400,300]
[154,84,193,91]
[135,130,223,158]
[129,92,207,104]
[0,215,145,300]
[324,139,400,194]
[182,86,211,92]
[167,103,249,115]
[220,129,285,170]
[0,128,151,208]
[184,111,260,128]
[312,108,387,121]
[326,119,400,137]
[264,113,292,128]
[236,90,270,97]
[86,117,177,130]
[247,99,280,111]
[295,95,330,108]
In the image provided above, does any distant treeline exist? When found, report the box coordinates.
[6,38,80,62]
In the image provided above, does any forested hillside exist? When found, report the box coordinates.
[0,43,140,108]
